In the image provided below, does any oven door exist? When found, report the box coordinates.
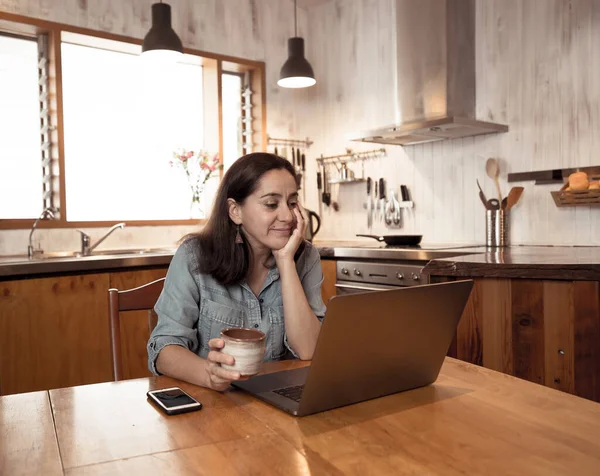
[335,280,401,296]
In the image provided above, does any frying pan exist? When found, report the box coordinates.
[356,234,423,246]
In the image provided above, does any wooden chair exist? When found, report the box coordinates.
[108,277,165,381]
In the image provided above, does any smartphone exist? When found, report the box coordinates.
[146,387,203,416]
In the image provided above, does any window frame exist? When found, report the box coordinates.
[0,11,267,229]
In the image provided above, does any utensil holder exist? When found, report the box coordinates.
[486,209,509,247]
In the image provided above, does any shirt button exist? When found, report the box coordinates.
[259,298,264,303]
[254,324,259,328]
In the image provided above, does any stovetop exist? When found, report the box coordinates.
[327,242,485,261]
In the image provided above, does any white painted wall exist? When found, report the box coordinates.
[2,0,600,254]
[299,0,600,245]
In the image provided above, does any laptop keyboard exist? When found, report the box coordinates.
[273,384,305,402]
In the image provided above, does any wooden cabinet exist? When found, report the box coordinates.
[321,259,337,306]
[0,267,168,396]
[433,276,600,402]
[0,273,113,396]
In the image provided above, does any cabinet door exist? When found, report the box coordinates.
[321,259,337,307]
[432,276,600,403]
[0,273,112,395]
[109,268,168,380]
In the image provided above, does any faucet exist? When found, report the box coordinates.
[77,223,126,256]
[28,207,58,258]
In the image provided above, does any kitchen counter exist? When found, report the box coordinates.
[422,245,600,281]
[2,241,600,281]
[0,249,176,279]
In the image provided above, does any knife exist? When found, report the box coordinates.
[379,178,386,221]
[317,169,322,217]
[400,185,410,202]
[301,153,306,202]
[367,177,372,229]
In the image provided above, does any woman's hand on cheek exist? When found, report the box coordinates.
[273,204,306,263]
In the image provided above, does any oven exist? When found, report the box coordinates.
[335,260,428,296]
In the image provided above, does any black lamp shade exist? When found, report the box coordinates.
[278,38,316,88]
[142,3,183,55]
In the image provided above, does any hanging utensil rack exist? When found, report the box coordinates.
[267,136,313,148]
[317,148,386,184]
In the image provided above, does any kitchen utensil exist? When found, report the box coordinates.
[400,185,410,202]
[301,152,306,202]
[366,177,372,229]
[485,158,502,201]
[322,166,330,207]
[379,178,386,221]
[505,186,524,210]
[356,234,423,246]
[316,169,322,216]
[476,179,488,208]
[373,181,378,220]
[487,198,500,210]
[391,191,401,226]
[274,146,278,156]
[339,162,355,181]
[303,208,321,242]
[291,148,296,170]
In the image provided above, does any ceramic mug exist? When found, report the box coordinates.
[220,327,266,378]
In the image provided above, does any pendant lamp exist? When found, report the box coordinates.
[141,1,183,62]
[278,0,316,88]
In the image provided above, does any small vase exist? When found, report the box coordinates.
[190,191,203,219]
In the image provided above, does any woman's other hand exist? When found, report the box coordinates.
[273,203,306,263]
[205,338,241,391]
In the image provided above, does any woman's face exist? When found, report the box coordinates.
[235,169,299,252]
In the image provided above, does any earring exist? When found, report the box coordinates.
[235,225,243,244]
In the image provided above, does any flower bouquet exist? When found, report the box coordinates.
[170,148,221,218]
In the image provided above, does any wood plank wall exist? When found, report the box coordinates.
[440,277,600,402]
[300,0,600,245]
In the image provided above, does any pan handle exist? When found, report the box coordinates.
[356,234,385,242]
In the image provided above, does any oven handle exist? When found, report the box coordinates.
[335,283,394,292]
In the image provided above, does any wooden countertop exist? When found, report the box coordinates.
[2,358,600,475]
[423,245,600,280]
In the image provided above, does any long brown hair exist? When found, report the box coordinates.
[184,152,304,285]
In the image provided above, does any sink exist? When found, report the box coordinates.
[0,248,177,263]
[88,248,177,257]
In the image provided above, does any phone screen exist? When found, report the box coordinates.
[151,388,198,408]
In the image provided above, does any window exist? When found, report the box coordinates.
[61,39,205,221]
[0,14,266,227]
[221,73,243,171]
[0,34,44,219]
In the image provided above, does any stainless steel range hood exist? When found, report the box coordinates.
[353,0,508,147]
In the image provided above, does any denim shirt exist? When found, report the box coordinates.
[147,239,327,375]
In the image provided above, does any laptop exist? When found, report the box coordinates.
[232,280,473,417]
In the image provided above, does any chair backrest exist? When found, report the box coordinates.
[108,277,165,381]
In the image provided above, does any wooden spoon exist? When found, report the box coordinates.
[505,186,524,210]
[486,158,503,201]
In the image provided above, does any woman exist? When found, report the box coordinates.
[147,153,326,391]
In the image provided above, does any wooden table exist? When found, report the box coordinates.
[2,358,600,475]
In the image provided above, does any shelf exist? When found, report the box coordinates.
[551,189,600,207]
[508,165,600,184]
[328,178,366,185]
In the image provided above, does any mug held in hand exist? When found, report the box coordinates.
[220,327,266,378]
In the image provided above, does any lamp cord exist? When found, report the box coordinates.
[294,0,297,37]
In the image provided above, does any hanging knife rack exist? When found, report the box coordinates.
[316,147,386,165]
[267,136,313,148]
